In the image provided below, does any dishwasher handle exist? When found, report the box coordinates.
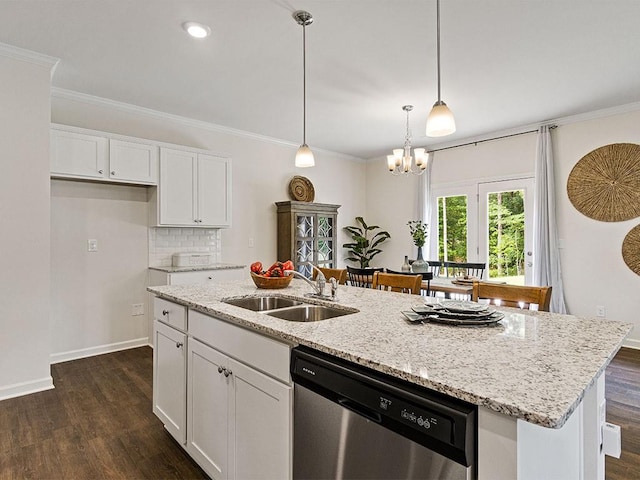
[338,398,382,424]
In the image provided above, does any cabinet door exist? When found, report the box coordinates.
[50,129,107,179]
[294,213,315,277]
[229,358,292,480]
[315,213,336,269]
[109,139,158,184]
[187,339,230,480]
[159,148,197,225]
[197,154,232,227]
[153,320,187,444]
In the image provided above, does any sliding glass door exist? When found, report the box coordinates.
[429,178,534,284]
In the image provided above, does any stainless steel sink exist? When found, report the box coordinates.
[223,296,304,311]
[266,305,358,322]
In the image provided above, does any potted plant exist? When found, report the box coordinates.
[407,220,429,272]
[343,217,391,268]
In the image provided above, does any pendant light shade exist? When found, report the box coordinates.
[295,144,315,168]
[426,0,456,137]
[426,101,456,137]
[293,10,314,168]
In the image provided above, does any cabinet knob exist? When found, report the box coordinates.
[208,276,213,280]
[111,171,116,175]
[98,169,103,174]
[218,366,224,374]
[223,369,232,377]
[162,310,169,316]
[175,342,183,348]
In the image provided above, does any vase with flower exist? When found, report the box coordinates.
[407,220,428,273]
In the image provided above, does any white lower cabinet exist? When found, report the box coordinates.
[153,319,187,445]
[187,338,292,480]
[153,298,292,479]
[187,339,229,478]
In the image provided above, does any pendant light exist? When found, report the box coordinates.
[426,0,456,137]
[387,105,428,175]
[293,10,314,168]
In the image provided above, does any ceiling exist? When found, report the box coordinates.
[2,1,640,159]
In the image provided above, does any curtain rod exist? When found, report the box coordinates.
[426,124,557,154]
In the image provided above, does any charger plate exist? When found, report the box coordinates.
[288,176,315,202]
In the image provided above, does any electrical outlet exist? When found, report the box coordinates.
[596,305,606,318]
[87,239,98,252]
[131,303,144,316]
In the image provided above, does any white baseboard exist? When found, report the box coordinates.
[0,376,54,401]
[622,338,640,350]
[50,337,150,364]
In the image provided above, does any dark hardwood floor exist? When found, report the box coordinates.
[606,347,640,480]
[0,345,638,479]
[0,347,207,480]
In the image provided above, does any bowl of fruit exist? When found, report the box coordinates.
[250,260,295,289]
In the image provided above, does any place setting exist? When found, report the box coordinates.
[401,299,505,326]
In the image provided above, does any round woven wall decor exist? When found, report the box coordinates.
[288,175,315,202]
[622,224,640,276]
[567,143,640,222]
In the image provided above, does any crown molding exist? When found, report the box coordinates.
[51,87,364,162]
[0,42,59,79]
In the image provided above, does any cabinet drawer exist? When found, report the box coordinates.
[154,297,187,331]
[189,310,290,384]
[169,269,244,285]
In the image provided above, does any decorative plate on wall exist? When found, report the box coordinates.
[567,143,640,222]
[622,224,640,276]
[288,176,315,202]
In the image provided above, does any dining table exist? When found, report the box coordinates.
[423,276,473,298]
[422,277,508,299]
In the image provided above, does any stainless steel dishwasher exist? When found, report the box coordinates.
[291,347,476,480]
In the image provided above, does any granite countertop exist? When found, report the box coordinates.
[147,279,632,429]
[149,263,245,273]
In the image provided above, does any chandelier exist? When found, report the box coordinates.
[387,105,428,175]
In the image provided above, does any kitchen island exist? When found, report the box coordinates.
[148,278,632,480]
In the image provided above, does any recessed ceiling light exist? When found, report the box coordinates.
[182,21,211,39]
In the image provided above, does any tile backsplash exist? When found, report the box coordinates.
[149,227,221,267]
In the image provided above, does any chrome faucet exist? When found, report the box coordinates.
[284,262,333,299]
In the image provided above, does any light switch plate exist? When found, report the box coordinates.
[88,239,98,252]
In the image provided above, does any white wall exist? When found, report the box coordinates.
[0,50,55,398]
[366,110,639,348]
[50,180,150,362]
[51,94,366,269]
[49,92,366,353]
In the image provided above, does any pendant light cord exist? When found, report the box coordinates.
[302,22,307,145]
[436,0,441,103]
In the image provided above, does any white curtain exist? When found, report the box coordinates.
[418,153,434,256]
[533,125,567,313]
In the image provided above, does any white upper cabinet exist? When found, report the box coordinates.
[156,147,232,228]
[50,125,158,185]
[50,129,108,179]
[109,139,158,184]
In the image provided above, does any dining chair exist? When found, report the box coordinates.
[385,269,434,296]
[346,266,383,288]
[444,261,486,279]
[426,260,444,277]
[312,266,348,285]
[372,272,422,295]
[471,282,552,311]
